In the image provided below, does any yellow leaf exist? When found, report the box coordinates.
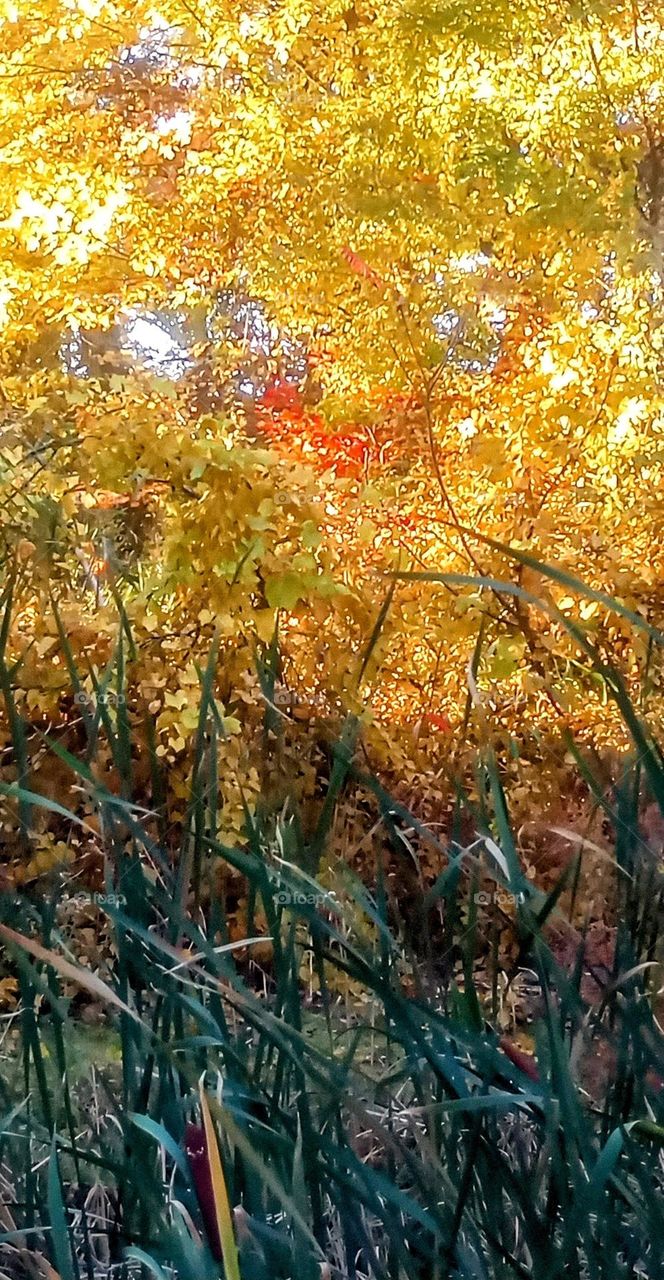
[199,1087,241,1280]
[254,608,277,643]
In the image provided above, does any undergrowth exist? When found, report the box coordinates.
[0,566,662,1280]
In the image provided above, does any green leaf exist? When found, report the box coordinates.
[264,572,308,610]
[300,520,322,549]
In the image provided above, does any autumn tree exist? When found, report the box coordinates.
[0,0,663,826]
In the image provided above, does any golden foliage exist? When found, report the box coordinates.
[0,0,663,843]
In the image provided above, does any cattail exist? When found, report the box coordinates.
[184,1121,222,1261]
[499,1035,540,1082]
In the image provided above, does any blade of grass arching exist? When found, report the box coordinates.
[0,580,31,849]
[611,766,642,942]
[0,779,94,831]
[42,971,96,1280]
[129,1114,191,1177]
[509,853,582,981]
[199,1086,241,1280]
[124,1116,202,1264]
[0,923,144,1024]
[102,911,268,1009]
[400,565,664,799]
[460,868,483,1033]
[308,713,359,874]
[48,1138,78,1280]
[397,537,664,645]
[599,693,664,822]
[291,1120,322,1280]
[209,1108,326,1266]
[563,734,649,859]
[255,615,282,738]
[17,961,54,1133]
[459,618,487,745]
[181,635,219,909]
[106,576,137,661]
[325,1139,448,1272]
[557,615,664,817]
[353,766,450,863]
[144,712,168,846]
[380,801,422,889]
[123,1248,171,1280]
[532,852,581,932]
[205,709,219,869]
[112,631,132,794]
[483,535,664,645]
[154,1207,222,1280]
[551,1124,649,1280]
[49,594,96,746]
[534,943,591,1163]
[378,1092,542,1118]
[442,1111,485,1274]
[481,750,530,902]
[356,583,395,690]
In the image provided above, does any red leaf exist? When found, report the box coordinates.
[260,378,303,413]
[341,245,384,288]
[423,711,452,733]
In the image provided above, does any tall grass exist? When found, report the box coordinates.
[0,569,662,1280]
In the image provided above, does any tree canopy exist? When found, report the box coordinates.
[1,0,663,831]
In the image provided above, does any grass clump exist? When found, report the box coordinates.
[0,577,662,1280]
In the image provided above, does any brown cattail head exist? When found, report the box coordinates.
[499,1035,540,1082]
[184,1121,222,1261]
